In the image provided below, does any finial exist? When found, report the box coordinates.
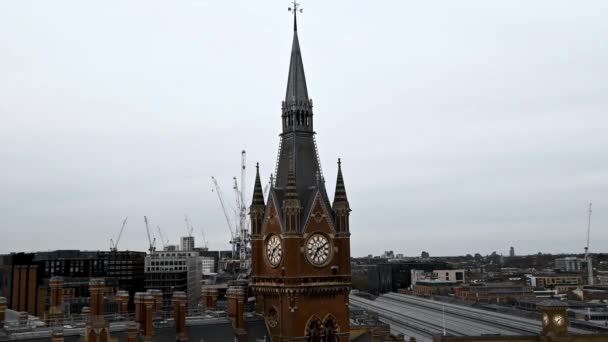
[270,173,274,187]
[256,162,259,171]
[338,158,341,167]
[288,1,303,31]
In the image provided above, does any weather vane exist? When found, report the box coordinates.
[288,1,303,30]
[288,1,303,16]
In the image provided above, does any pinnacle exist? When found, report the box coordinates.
[251,162,265,206]
[333,158,348,205]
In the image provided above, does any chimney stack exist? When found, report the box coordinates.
[49,276,64,324]
[148,289,163,313]
[142,294,155,340]
[394,334,405,342]
[88,278,105,319]
[201,287,218,311]
[127,322,138,342]
[51,328,64,342]
[226,281,248,342]
[173,291,188,342]
[409,337,417,342]
[116,290,130,315]
[0,297,6,328]
[134,292,146,327]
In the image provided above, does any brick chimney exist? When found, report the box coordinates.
[173,291,188,342]
[394,334,405,342]
[141,294,155,340]
[127,322,138,342]
[0,296,6,328]
[408,337,417,342]
[48,276,64,324]
[148,289,163,313]
[89,278,105,319]
[116,290,130,315]
[226,282,248,342]
[201,287,218,311]
[134,292,146,327]
[51,328,64,342]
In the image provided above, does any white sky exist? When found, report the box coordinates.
[1,0,607,257]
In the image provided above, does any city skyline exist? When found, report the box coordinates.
[1,0,607,257]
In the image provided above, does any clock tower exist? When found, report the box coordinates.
[250,5,352,341]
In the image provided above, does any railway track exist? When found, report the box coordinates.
[350,292,589,339]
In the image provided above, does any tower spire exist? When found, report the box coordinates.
[333,158,351,234]
[333,159,349,205]
[251,163,265,206]
[249,163,266,238]
[285,1,309,106]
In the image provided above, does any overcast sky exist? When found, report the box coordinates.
[1,1,607,257]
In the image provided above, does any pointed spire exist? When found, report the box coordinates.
[333,158,349,204]
[285,10,308,104]
[251,163,265,206]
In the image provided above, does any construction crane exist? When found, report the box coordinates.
[263,180,270,198]
[211,176,237,256]
[144,216,156,253]
[200,226,209,249]
[157,225,169,250]
[210,150,251,274]
[585,202,594,285]
[184,215,194,236]
[110,217,128,252]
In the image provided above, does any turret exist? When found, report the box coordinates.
[249,163,266,238]
[332,158,351,234]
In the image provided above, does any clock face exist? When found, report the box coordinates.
[553,314,565,326]
[306,233,332,266]
[265,234,282,267]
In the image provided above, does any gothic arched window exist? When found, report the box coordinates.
[323,318,338,342]
[306,319,321,342]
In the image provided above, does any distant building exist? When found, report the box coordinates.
[144,250,201,310]
[180,236,195,251]
[201,256,215,274]
[396,253,404,259]
[352,261,449,295]
[554,257,583,272]
[413,280,460,296]
[455,282,534,303]
[0,250,145,317]
[527,274,583,293]
[411,269,465,285]
[383,250,395,258]
[510,246,515,257]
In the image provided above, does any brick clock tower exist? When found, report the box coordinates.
[250,5,352,342]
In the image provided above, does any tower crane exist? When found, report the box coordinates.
[157,225,169,250]
[144,216,156,253]
[263,181,270,198]
[110,217,128,252]
[184,215,195,237]
[211,176,237,256]
[200,226,209,249]
[210,150,251,273]
[585,202,594,285]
